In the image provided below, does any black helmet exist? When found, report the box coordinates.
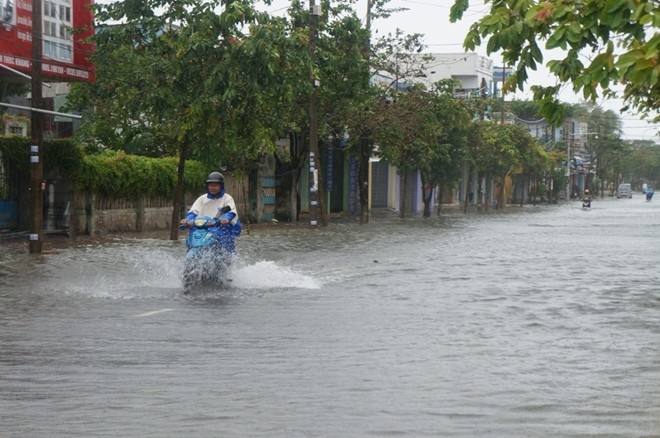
[206,172,224,184]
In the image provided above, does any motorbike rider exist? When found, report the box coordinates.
[582,188,592,207]
[180,171,242,254]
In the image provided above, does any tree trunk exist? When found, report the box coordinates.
[358,138,370,224]
[317,140,328,226]
[422,183,433,217]
[169,141,188,241]
[436,188,444,216]
[498,172,508,209]
[483,174,489,211]
[399,171,407,218]
[464,167,471,214]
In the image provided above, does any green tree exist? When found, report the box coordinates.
[414,80,472,217]
[450,0,660,125]
[476,122,516,208]
[262,0,375,225]
[515,127,552,205]
[370,80,471,217]
[307,0,431,223]
[67,0,308,239]
[370,84,434,217]
[507,99,543,121]
[626,142,660,189]
[472,122,539,208]
[345,23,429,222]
[592,134,629,195]
[312,0,373,225]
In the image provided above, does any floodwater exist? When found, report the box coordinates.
[1,197,659,437]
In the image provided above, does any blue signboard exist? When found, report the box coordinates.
[326,147,333,192]
[0,200,18,229]
[349,157,358,214]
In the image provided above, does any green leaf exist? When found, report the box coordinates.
[546,27,566,50]
[531,43,543,63]
[604,0,627,14]
[566,22,582,44]
[616,50,643,70]
[449,0,470,22]
[486,35,501,54]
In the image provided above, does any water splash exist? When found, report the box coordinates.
[44,243,184,299]
[229,260,321,290]
[31,241,322,299]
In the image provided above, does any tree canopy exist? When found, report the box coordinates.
[371,79,472,217]
[67,0,312,238]
[450,0,660,125]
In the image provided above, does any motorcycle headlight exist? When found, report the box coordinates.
[193,218,207,227]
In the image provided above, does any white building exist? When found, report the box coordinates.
[414,53,494,98]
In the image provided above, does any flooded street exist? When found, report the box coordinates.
[1,197,659,437]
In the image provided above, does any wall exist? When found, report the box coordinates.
[69,174,251,235]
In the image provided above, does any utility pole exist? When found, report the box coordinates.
[30,0,44,254]
[566,125,573,201]
[308,0,321,226]
[358,0,372,224]
[500,65,505,124]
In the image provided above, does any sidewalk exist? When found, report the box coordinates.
[0,220,312,255]
[0,206,469,255]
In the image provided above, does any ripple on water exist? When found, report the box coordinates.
[1,200,660,436]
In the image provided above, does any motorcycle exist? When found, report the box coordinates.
[582,198,592,208]
[181,206,235,294]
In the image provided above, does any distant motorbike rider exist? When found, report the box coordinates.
[180,172,242,254]
[582,188,592,207]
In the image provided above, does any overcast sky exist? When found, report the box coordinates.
[263,0,659,141]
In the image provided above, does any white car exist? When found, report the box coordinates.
[616,183,632,198]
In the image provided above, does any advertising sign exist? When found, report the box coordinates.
[0,0,95,82]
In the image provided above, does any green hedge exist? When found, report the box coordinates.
[0,136,207,199]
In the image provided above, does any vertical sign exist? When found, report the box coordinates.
[349,156,358,214]
[326,144,333,192]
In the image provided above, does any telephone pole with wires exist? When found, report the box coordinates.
[308,0,322,226]
[30,0,44,254]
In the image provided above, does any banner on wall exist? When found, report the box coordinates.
[0,0,95,82]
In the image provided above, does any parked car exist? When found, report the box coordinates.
[617,183,633,198]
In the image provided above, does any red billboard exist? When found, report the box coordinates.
[0,0,95,82]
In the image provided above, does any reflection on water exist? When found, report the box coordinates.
[1,198,659,437]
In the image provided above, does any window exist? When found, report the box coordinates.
[44,20,57,37]
[59,24,69,39]
[59,5,70,22]
[8,125,24,135]
[44,1,57,18]
[44,41,57,58]
[59,44,71,61]
[42,0,73,64]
